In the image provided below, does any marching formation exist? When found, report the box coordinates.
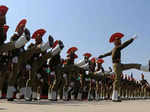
[0,5,150,103]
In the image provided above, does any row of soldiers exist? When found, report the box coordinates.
[46,49,150,101]
[0,5,64,101]
[0,5,150,102]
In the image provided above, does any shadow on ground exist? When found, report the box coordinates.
[0,108,7,110]
[8,100,112,106]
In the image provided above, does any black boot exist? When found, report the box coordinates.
[7,98,14,101]
[50,99,57,101]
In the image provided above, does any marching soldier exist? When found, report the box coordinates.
[140,73,149,99]
[94,59,113,100]
[98,32,150,102]
[94,58,104,100]
[48,41,63,101]
[120,74,128,100]
[75,53,92,100]
[26,29,47,101]
[87,57,96,101]
[0,25,9,98]
[0,6,10,97]
[0,6,11,99]
[28,30,64,101]
[76,53,92,100]
[62,47,79,100]
[6,19,31,101]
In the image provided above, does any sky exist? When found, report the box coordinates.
[1,0,150,82]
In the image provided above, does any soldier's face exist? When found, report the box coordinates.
[35,36,42,45]
[98,63,102,67]
[114,38,121,46]
[84,56,89,62]
[18,25,25,35]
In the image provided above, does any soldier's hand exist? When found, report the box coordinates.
[132,34,138,40]
[48,35,54,47]
[24,28,31,41]
[109,67,112,72]
[58,40,64,49]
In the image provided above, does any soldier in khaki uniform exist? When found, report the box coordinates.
[0,6,12,98]
[135,80,141,99]
[106,74,114,100]
[62,47,79,100]
[15,34,54,101]
[74,53,92,100]
[27,29,47,100]
[76,53,92,100]
[48,52,64,101]
[140,73,149,99]
[6,19,31,101]
[120,74,127,99]
[98,32,150,102]
[87,57,96,101]
[0,25,9,98]
[28,30,64,101]
[94,59,113,100]
[0,6,9,97]
[33,41,63,101]
[94,58,104,100]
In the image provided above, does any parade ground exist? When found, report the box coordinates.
[0,99,150,112]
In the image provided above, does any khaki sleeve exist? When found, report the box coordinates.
[98,51,112,58]
[119,38,134,50]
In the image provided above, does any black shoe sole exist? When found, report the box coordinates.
[7,98,14,101]
[112,100,122,102]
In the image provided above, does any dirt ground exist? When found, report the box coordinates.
[0,99,150,112]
